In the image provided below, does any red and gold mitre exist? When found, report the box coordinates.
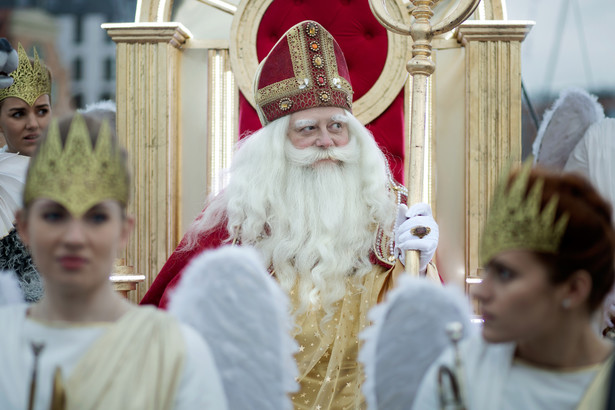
[254,20,353,125]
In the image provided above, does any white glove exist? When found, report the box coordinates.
[394,202,439,274]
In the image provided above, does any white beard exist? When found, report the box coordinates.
[256,138,378,318]
[186,112,396,320]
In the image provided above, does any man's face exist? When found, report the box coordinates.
[287,107,350,150]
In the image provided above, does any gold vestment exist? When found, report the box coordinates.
[291,261,437,409]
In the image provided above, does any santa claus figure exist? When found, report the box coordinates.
[142,20,439,409]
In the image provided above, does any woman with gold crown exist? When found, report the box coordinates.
[0,43,53,302]
[413,163,615,409]
[0,113,228,409]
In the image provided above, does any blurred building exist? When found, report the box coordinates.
[0,8,72,114]
[55,13,116,108]
[0,0,136,112]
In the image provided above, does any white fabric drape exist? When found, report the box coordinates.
[565,118,615,220]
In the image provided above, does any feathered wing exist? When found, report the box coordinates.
[167,245,298,410]
[532,88,604,170]
[565,118,615,334]
[0,270,25,306]
[0,153,29,237]
[359,276,476,410]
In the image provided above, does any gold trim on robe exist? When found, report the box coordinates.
[290,260,438,409]
[64,307,185,410]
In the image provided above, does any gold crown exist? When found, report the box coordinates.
[480,161,570,265]
[0,44,51,106]
[24,114,129,216]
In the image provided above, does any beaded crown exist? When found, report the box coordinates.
[480,161,570,265]
[0,44,51,106]
[24,114,129,217]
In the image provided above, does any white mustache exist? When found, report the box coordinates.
[284,138,359,166]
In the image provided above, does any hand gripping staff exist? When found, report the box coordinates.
[368,0,480,275]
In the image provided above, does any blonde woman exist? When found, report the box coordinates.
[0,113,227,409]
[0,43,52,301]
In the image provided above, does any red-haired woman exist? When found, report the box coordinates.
[414,164,615,409]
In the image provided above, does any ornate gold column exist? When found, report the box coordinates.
[207,48,238,195]
[369,0,481,275]
[102,22,191,297]
[457,21,533,293]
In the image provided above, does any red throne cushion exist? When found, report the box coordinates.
[238,0,406,183]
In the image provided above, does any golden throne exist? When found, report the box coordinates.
[102,0,533,302]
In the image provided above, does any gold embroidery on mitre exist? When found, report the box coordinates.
[0,44,51,106]
[254,21,354,124]
[287,26,309,90]
[24,114,129,217]
[480,161,570,265]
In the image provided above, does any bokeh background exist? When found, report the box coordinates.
[0,0,612,156]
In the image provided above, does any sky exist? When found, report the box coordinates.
[506,0,615,98]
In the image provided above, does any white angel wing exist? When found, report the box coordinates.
[167,245,298,410]
[0,270,25,306]
[0,152,29,237]
[359,276,475,410]
[532,88,604,170]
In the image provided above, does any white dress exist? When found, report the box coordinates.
[0,304,229,410]
[0,148,41,301]
[413,335,612,410]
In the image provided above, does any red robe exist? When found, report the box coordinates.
[140,215,395,308]
[140,218,230,308]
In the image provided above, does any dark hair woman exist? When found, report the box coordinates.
[0,43,53,302]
